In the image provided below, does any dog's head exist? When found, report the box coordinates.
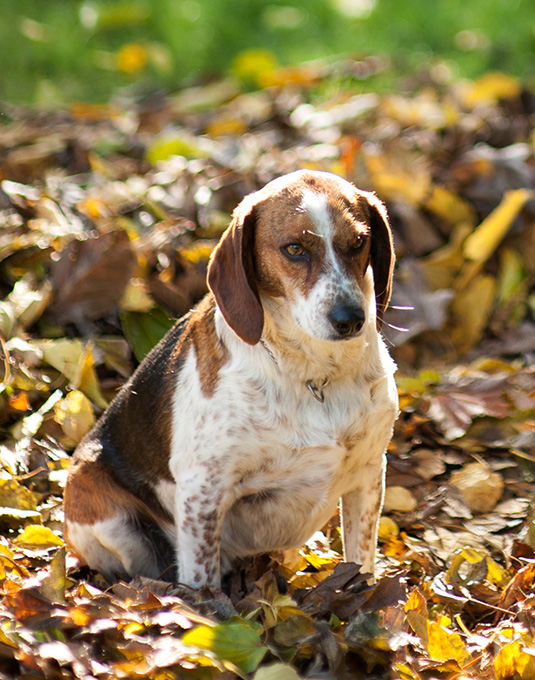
[207,170,395,345]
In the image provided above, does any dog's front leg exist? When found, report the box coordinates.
[175,467,232,589]
[340,454,386,582]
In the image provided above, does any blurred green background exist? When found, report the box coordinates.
[1,0,534,105]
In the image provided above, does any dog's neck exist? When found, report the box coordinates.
[256,294,381,387]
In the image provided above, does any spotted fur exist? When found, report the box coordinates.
[64,170,398,587]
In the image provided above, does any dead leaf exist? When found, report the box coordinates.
[450,462,504,513]
[48,230,135,325]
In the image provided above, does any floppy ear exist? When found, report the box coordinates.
[207,199,264,345]
[362,192,395,331]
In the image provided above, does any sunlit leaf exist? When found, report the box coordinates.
[146,134,207,164]
[32,339,107,408]
[253,663,302,680]
[120,307,175,361]
[232,49,278,87]
[383,486,417,513]
[182,622,268,674]
[206,115,248,138]
[41,548,69,604]
[54,390,95,445]
[0,478,38,511]
[463,189,533,263]
[449,273,496,353]
[425,185,476,227]
[450,462,504,514]
[426,621,470,665]
[15,525,64,549]
[462,72,521,108]
[494,641,535,679]
[378,516,399,542]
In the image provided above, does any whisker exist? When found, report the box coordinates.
[383,321,409,332]
[389,305,414,311]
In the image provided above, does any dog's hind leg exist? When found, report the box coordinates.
[64,458,174,581]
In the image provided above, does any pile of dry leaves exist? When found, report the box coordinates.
[1,61,535,678]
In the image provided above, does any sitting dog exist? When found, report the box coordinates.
[64,170,398,587]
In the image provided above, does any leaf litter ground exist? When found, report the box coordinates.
[1,63,535,679]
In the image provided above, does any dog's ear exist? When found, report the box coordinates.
[362,192,395,330]
[207,198,264,345]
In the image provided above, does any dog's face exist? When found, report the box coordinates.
[208,170,394,345]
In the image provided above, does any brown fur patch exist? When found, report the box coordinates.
[168,295,228,399]
[64,459,140,525]
[190,296,229,398]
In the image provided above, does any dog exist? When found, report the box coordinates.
[64,169,398,588]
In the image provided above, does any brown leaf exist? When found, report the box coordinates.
[48,230,135,324]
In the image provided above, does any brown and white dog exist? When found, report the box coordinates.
[64,170,398,588]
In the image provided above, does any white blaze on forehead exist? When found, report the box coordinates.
[300,190,342,275]
[300,190,332,239]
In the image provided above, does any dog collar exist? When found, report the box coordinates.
[260,337,329,403]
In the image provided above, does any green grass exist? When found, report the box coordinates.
[1,0,534,105]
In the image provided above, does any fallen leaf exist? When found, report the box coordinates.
[48,230,135,325]
[182,621,268,674]
[463,189,533,264]
[15,525,64,549]
[450,462,504,513]
[427,621,471,665]
[54,390,95,445]
[253,663,302,680]
[384,486,417,513]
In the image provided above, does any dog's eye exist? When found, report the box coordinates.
[349,236,366,254]
[283,243,306,258]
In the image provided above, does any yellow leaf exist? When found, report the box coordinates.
[0,478,38,511]
[382,92,459,129]
[381,532,407,558]
[427,621,470,666]
[377,516,399,542]
[41,547,69,604]
[119,278,155,313]
[33,339,107,408]
[405,589,428,616]
[117,43,148,74]
[426,186,476,227]
[0,628,17,649]
[123,621,145,636]
[494,641,535,679]
[232,50,278,86]
[146,134,207,164]
[206,116,247,138]
[497,247,527,305]
[54,390,95,445]
[406,610,428,647]
[15,525,64,549]
[447,546,509,588]
[463,189,533,263]
[77,344,108,409]
[462,72,521,108]
[363,147,431,205]
[449,274,496,353]
[259,63,321,89]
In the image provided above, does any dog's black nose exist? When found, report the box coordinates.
[329,303,365,337]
